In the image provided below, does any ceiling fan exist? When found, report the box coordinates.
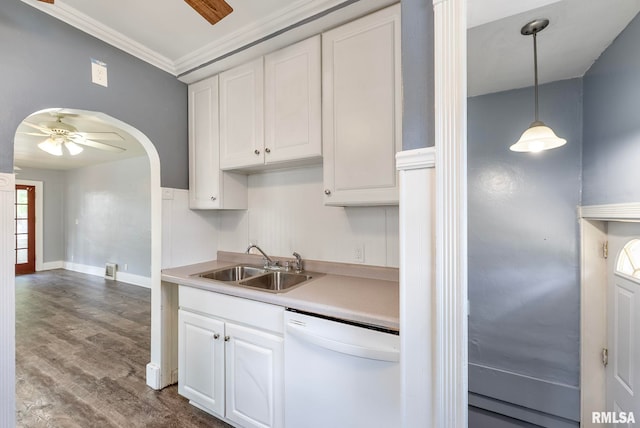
[36,0,234,25]
[19,115,126,157]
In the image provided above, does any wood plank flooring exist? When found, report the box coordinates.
[15,269,231,428]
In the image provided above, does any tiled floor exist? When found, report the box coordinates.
[15,269,231,428]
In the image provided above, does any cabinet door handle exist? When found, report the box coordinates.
[213,333,220,340]
[324,189,331,195]
[210,196,217,201]
[265,148,271,153]
[254,149,260,155]
[224,336,230,342]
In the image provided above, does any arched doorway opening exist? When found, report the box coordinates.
[5,107,169,422]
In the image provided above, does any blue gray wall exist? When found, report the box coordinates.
[0,1,188,188]
[16,167,66,263]
[583,11,640,205]
[467,78,583,426]
[401,0,434,149]
[65,157,151,277]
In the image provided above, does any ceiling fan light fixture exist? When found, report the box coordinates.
[64,140,84,156]
[38,138,63,156]
[512,18,567,153]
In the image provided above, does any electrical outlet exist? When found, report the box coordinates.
[353,244,365,263]
[91,58,108,87]
[124,264,128,271]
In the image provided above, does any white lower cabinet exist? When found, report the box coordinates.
[178,286,284,428]
[225,323,283,428]
[178,310,225,415]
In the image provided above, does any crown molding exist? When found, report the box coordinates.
[174,0,352,75]
[20,0,369,78]
[20,0,176,75]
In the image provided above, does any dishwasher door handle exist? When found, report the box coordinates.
[286,322,400,362]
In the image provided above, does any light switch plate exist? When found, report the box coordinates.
[91,58,108,87]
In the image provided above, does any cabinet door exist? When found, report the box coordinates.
[220,58,265,170]
[264,36,322,165]
[322,4,402,206]
[225,323,284,428]
[188,76,221,209]
[178,310,225,416]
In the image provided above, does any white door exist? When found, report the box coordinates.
[225,322,284,428]
[606,222,640,425]
[178,310,226,416]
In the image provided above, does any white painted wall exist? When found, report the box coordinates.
[65,156,151,277]
[161,188,220,269]
[163,166,399,268]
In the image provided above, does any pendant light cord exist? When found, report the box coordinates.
[533,32,539,122]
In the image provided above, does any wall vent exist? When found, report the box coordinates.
[105,263,117,280]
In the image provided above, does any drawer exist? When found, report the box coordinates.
[179,285,284,334]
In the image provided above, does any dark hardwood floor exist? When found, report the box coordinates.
[15,269,231,428]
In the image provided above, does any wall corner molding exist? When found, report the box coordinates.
[0,172,15,427]
[433,0,468,426]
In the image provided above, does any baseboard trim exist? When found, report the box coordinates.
[63,262,151,289]
[469,363,580,424]
[146,363,162,390]
[39,261,64,271]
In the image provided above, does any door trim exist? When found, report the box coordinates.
[580,202,640,427]
[16,180,43,272]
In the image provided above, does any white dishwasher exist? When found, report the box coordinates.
[284,309,400,428]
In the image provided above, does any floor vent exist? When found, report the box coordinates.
[105,263,117,280]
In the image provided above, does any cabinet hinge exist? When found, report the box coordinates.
[603,241,609,259]
[602,348,608,367]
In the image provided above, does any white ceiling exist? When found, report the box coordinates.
[468,0,640,96]
[14,0,640,168]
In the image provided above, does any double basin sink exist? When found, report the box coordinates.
[195,264,320,293]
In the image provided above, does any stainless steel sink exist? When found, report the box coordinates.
[198,265,265,282]
[238,271,313,292]
[195,264,321,293]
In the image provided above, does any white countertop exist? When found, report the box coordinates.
[162,259,399,331]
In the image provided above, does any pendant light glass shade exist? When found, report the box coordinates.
[510,120,567,153]
[38,138,63,156]
[512,19,566,153]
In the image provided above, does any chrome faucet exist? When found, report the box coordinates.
[292,252,303,272]
[246,244,279,269]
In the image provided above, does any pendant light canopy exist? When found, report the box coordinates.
[510,19,566,153]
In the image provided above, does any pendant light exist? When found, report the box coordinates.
[510,19,566,153]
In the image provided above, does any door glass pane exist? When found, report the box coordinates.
[16,234,28,249]
[16,189,28,204]
[16,219,28,234]
[16,204,28,219]
[16,249,28,264]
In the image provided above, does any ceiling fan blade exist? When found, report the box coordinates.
[17,132,49,137]
[74,139,126,153]
[22,121,51,133]
[76,132,124,141]
[37,0,54,3]
[185,0,233,25]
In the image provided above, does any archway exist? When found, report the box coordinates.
[2,106,169,424]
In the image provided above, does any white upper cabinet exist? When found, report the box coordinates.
[188,75,247,209]
[264,35,322,165]
[219,58,265,170]
[322,4,402,206]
